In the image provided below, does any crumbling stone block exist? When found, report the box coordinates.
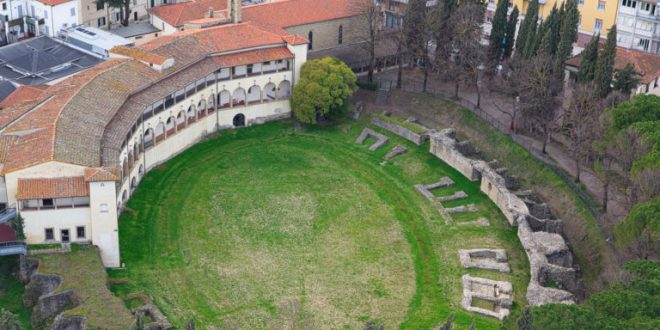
[135,303,173,330]
[461,275,513,320]
[446,204,478,214]
[458,249,510,273]
[437,191,468,202]
[384,145,407,160]
[355,128,389,151]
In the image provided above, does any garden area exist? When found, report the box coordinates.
[108,120,529,329]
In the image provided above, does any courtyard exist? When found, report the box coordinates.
[108,120,529,329]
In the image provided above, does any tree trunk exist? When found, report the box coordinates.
[123,0,130,26]
[542,130,549,154]
[454,80,459,99]
[422,64,428,93]
[575,158,581,183]
[602,179,609,213]
[396,43,403,89]
[106,7,111,29]
[475,78,481,109]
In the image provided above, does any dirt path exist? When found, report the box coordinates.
[371,69,629,228]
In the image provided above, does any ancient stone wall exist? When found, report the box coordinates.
[428,129,582,306]
[429,129,481,181]
[371,117,426,145]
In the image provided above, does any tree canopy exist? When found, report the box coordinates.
[290,57,357,124]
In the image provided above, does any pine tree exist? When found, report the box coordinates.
[515,0,539,57]
[554,0,580,74]
[503,6,519,58]
[613,63,640,94]
[577,33,600,82]
[594,25,617,97]
[488,0,510,61]
[539,5,561,55]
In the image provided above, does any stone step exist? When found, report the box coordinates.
[446,204,478,214]
[437,190,468,202]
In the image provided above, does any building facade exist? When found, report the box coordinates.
[0,3,309,267]
[616,0,660,54]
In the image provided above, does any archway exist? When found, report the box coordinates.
[155,122,165,143]
[233,113,245,127]
[144,128,154,149]
[264,82,276,101]
[278,80,291,98]
[232,88,246,106]
[218,90,231,108]
[207,95,215,112]
[247,85,261,104]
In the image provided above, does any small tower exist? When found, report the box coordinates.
[228,0,242,24]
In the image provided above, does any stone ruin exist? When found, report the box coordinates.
[355,128,389,151]
[430,128,583,306]
[414,177,455,201]
[384,144,408,160]
[371,113,428,145]
[437,190,468,202]
[445,204,478,214]
[459,249,510,273]
[457,217,490,227]
[134,303,173,330]
[461,275,513,320]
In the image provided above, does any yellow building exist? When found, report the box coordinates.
[489,0,619,46]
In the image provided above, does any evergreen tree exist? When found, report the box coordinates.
[523,19,542,59]
[503,5,519,58]
[613,63,640,95]
[554,0,580,74]
[10,214,25,241]
[515,0,539,57]
[488,0,510,61]
[594,25,618,97]
[577,33,600,82]
[539,5,561,55]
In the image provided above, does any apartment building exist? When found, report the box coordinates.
[616,0,660,54]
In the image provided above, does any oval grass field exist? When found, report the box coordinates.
[109,121,529,329]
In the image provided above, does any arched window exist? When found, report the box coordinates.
[308,31,313,50]
[338,25,343,45]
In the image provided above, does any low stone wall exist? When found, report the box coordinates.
[371,117,426,145]
[429,129,481,181]
[428,129,581,306]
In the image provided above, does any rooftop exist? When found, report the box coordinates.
[17,176,89,200]
[109,21,161,38]
[566,47,660,84]
[62,26,133,53]
[0,36,102,85]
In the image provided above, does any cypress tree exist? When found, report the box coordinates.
[577,33,600,82]
[554,0,580,74]
[594,25,618,97]
[539,5,561,55]
[613,63,640,94]
[523,20,542,59]
[488,0,510,61]
[515,0,539,57]
[504,6,519,59]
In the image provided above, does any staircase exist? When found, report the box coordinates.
[0,206,16,224]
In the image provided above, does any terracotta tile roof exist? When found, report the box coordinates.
[243,0,365,33]
[84,167,119,182]
[148,0,228,27]
[213,46,293,67]
[0,85,45,109]
[0,135,16,163]
[566,47,660,84]
[282,35,308,46]
[36,0,73,6]
[110,46,170,65]
[17,176,89,200]
[149,0,364,30]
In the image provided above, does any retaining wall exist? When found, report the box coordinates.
[428,129,580,306]
[371,117,426,145]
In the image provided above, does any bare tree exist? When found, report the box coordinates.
[519,54,561,153]
[608,128,652,209]
[563,83,600,182]
[353,0,383,83]
[491,57,524,132]
[438,0,485,101]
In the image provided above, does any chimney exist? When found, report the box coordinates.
[207,7,214,18]
[227,0,241,24]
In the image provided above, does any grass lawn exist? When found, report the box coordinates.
[35,244,133,329]
[109,120,528,329]
[0,256,32,329]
